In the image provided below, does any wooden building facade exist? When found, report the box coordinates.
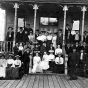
[0,0,88,43]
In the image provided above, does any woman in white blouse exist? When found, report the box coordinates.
[12,55,21,79]
[54,54,64,73]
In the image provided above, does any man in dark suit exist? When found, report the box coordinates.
[81,42,88,54]
[83,31,88,44]
[35,29,39,40]
[65,29,73,44]
[6,27,14,52]
[56,29,63,48]
[23,30,29,44]
[16,27,24,43]
[73,42,80,53]
[24,24,33,35]
[78,48,87,77]
[65,43,73,55]
[69,47,79,80]
[23,49,30,74]
[40,42,46,56]
[65,24,71,40]
[13,43,19,56]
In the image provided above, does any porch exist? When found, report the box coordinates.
[0,74,88,88]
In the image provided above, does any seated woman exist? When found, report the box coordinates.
[32,51,42,73]
[0,54,7,78]
[54,53,64,73]
[40,51,49,72]
[6,54,14,79]
[12,55,21,79]
[48,50,55,72]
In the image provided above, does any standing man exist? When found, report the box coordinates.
[69,47,79,80]
[78,48,87,77]
[66,29,73,44]
[83,31,88,44]
[16,27,24,43]
[23,48,30,74]
[65,24,71,39]
[56,29,63,48]
[6,27,14,52]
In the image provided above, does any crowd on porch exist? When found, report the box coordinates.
[0,23,88,80]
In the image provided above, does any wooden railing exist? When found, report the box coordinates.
[0,41,13,53]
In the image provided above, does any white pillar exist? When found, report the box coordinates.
[13,3,19,46]
[63,5,68,53]
[63,5,68,75]
[81,6,87,43]
[33,4,38,40]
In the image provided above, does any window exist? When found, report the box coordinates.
[71,20,80,35]
[40,17,58,26]
[18,18,24,27]
[0,8,6,41]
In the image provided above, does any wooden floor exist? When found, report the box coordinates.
[0,74,88,88]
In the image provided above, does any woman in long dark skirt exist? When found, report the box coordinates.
[6,54,14,79]
[12,55,21,79]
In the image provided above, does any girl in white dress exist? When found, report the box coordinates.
[0,54,7,78]
[40,51,49,70]
[32,52,42,73]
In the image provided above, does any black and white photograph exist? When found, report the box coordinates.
[0,0,88,88]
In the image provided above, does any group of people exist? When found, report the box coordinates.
[32,45,64,73]
[4,23,88,80]
[0,54,21,79]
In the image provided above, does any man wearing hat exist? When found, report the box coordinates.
[6,54,14,79]
[23,48,30,74]
[68,47,79,80]
[12,55,21,79]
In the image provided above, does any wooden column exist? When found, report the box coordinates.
[33,4,38,40]
[63,5,68,53]
[63,5,68,75]
[81,6,87,43]
[13,3,19,46]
